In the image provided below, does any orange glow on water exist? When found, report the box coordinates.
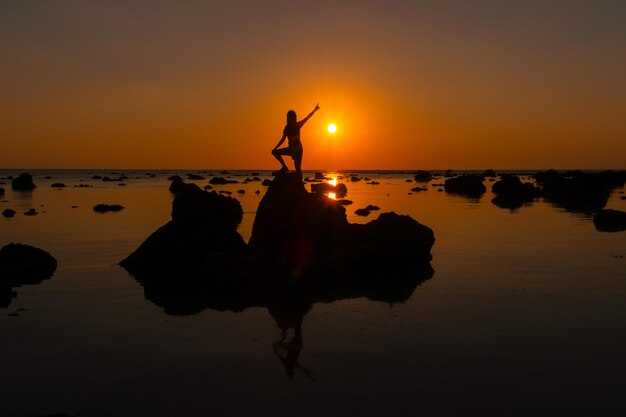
[328,192,336,200]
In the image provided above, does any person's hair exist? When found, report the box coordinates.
[286,110,297,124]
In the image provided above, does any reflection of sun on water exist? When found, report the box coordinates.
[328,178,337,186]
[328,192,336,200]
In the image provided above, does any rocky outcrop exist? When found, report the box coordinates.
[120,183,245,277]
[482,169,497,178]
[538,170,625,214]
[593,209,626,232]
[491,175,540,209]
[11,173,36,190]
[93,204,125,213]
[444,175,486,197]
[310,182,348,198]
[0,243,57,308]
[250,173,434,271]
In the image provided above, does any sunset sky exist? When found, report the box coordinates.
[1,1,625,170]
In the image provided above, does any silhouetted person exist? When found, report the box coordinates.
[272,103,319,173]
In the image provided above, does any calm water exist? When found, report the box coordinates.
[1,169,625,416]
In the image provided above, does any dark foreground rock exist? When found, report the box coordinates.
[0,243,57,308]
[593,209,626,232]
[491,175,540,209]
[120,183,245,277]
[0,187,4,196]
[444,175,486,197]
[11,173,36,190]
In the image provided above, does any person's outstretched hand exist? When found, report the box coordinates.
[314,103,320,111]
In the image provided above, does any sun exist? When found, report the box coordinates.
[327,123,337,134]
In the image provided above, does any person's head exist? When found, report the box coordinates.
[286,110,297,124]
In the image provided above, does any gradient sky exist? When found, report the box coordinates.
[1,1,625,170]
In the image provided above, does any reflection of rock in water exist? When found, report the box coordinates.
[491,175,540,210]
[444,175,486,198]
[0,243,57,308]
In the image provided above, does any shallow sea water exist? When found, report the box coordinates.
[1,169,625,416]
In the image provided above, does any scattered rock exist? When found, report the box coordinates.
[187,174,205,180]
[169,178,186,193]
[2,209,16,218]
[414,170,432,182]
[255,190,260,194]
[310,182,348,198]
[337,199,353,206]
[237,190,245,194]
[593,209,626,232]
[350,176,361,182]
[118,183,126,186]
[92,175,103,180]
[406,179,413,182]
[51,183,66,188]
[102,176,124,182]
[365,205,380,211]
[411,187,427,192]
[367,181,380,185]
[74,184,93,188]
[314,172,326,180]
[71,206,79,208]
[221,170,229,174]
[24,209,38,216]
[444,175,486,197]
[482,169,497,178]
[44,175,52,179]
[0,187,4,196]
[168,175,183,181]
[355,208,371,216]
[11,173,36,190]
[203,184,213,190]
[262,179,272,186]
[93,204,125,213]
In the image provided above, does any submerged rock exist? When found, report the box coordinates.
[11,173,36,191]
[593,209,626,232]
[2,209,16,218]
[444,175,486,197]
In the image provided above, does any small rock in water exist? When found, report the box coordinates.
[593,209,626,232]
[187,173,205,180]
[2,209,16,218]
[11,173,36,190]
[0,187,4,195]
[261,179,272,186]
[24,208,38,216]
[51,183,66,188]
[237,189,245,194]
[355,208,371,216]
[203,184,213,190]
[255,190,260,194]
[93,204,125,213]
[365,205,380,211]
[337,199,353,206]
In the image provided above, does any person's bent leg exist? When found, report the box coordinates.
[272,148,289,170]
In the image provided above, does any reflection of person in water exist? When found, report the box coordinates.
[271,103,319,173]
[269,301,316,380]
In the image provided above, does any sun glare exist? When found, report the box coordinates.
[328,178,337,186]
[328,192,336,200]
[327,123,337,134]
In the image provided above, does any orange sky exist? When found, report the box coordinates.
[1,1,625,170]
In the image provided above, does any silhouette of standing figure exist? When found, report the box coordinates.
[272,103,319,173]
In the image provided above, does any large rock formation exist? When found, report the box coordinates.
[11,173,36,190]
[120,182,245,278]
[250,173,434,272]
[0,243,57,308]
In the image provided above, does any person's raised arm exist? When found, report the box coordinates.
[273,134,287,150]
[299,103,320,125]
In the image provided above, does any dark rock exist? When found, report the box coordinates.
[120,184,245,277]
[252,176,262,182]
[0,243,57,279]
[168,175,183,181]
[187,174,205,180]
[406,179,413,182]
[255,190,261,194]
[169,178,187,193]
[74,184,93,188]
[203,184,213,190]
[540,170,625,214]
[118,183,126,186]
[51,183,66,188]
[262,179,272,186]
[221,170,229,174]
[0,187,4,196]
[24,208,38,216]
[593,209,626,232]
[92,175,102,180]
[2,209,16,218]
[367,181,380,185]
[44,175,52,179]
[102,176,125,182]
[237,190,245,194]
[491,175,540,210]
[93,204,125,213]
[355,208,371,216]
[71,206,79,208]
[11,173,36,190]
[337,199,353,206]
[220,190,233,195]
[414,170,432,182]
[444,169,454,178]
[314,172,326,180]
[482,169,497,178]
[411,187,427,192]
[350,176,361,182]
[251,172,260,176]
[365,205,380,211]
[444,175,486,197]
[364,177,371,181]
